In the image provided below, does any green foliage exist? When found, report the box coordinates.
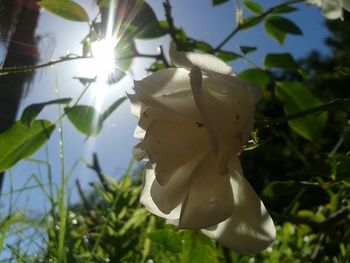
[241,16,265,30]
[65,97,126,136]
[275,82,328,141]
[264,53,298,70]
[271,5,298,14]
[217,50,240,62]
[127,1,167,39]
[265,16,302,36]
[21,98,72,127]
[212,0,230,6]
[239,45,257,54]
[244,1,264,14]
[239,68,270,89]
[65,105,103,136]
[0,120,55,172]
[1,1,350,263]
[39,0,89,22]
[265,16,302,45]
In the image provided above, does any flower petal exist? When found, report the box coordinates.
[190,67,259,173]
[170,43,235,75]
[201,157,276,255]
[132,142,146,161]
[322,1,343,19]
[178,153,235,229]
[143,117,210,185]
[132,68,201,121]
[140,164,181,220]
[150,156,202,214]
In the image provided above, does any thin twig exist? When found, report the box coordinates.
[163,0,179,47]
[0,51,165,76]
[87,153,112,193]
[255,98,350,129]
[75,179,92,210]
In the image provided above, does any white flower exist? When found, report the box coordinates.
[308,0,350,19]
[128,44,276,255]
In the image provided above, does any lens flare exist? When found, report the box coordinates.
[91,38,116,84]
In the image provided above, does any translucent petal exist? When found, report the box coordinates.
[133,68,201,121]
[143,117,210,185]
[170,43,235,75]
[140,164,181,220]
[322,1,343,19]
[134,107,177,141]
[201,157,276,255]
[190,67,258,173]
[178,153,234,229]
[150,156,203,214]
[132,142,146,161]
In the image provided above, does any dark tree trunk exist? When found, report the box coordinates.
[0,0,40,192]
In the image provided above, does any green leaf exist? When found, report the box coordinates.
[0,120,55,172]
[21,98,72,127]
[217,50,240,62]
[240,16,264,30]
[193,41,213,53]
[212,0,230,6]
[182,232,218,263]
[65,105,103,136]
[39,0,89,22]
[275,82,328,141]
[262,180,303,200]
[128,2,167,39]
[239,68,270,89]
[272,5,298,14]
[265,16,302,35]
[148,229,182,253]
[115,38,135,71]
[239,45,257,54]
[264,53,298,71]
[264,20,286,45]
[101,97,127,121]
[244,1,264,14]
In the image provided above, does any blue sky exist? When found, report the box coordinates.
[0,0,332,218]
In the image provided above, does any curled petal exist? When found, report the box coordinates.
[321,0,343,19]
[190,67,259,173]
[178,153,235,229]
[150,156,203,214]
[140,164,181,220]
[132,142,146,161]
[132,68,201,121]
[170,43,235,75]
[143,118,210,185]
[201,157,276,255]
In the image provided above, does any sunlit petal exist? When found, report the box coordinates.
[143,118,210,185]
[170,43,235,75]
[201,157,276,255]
[133,68,201,121]
[140,164,181,220]
[178,153,235,229]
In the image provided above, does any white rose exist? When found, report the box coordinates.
[128,44,276,255]
[308,0,350,19]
